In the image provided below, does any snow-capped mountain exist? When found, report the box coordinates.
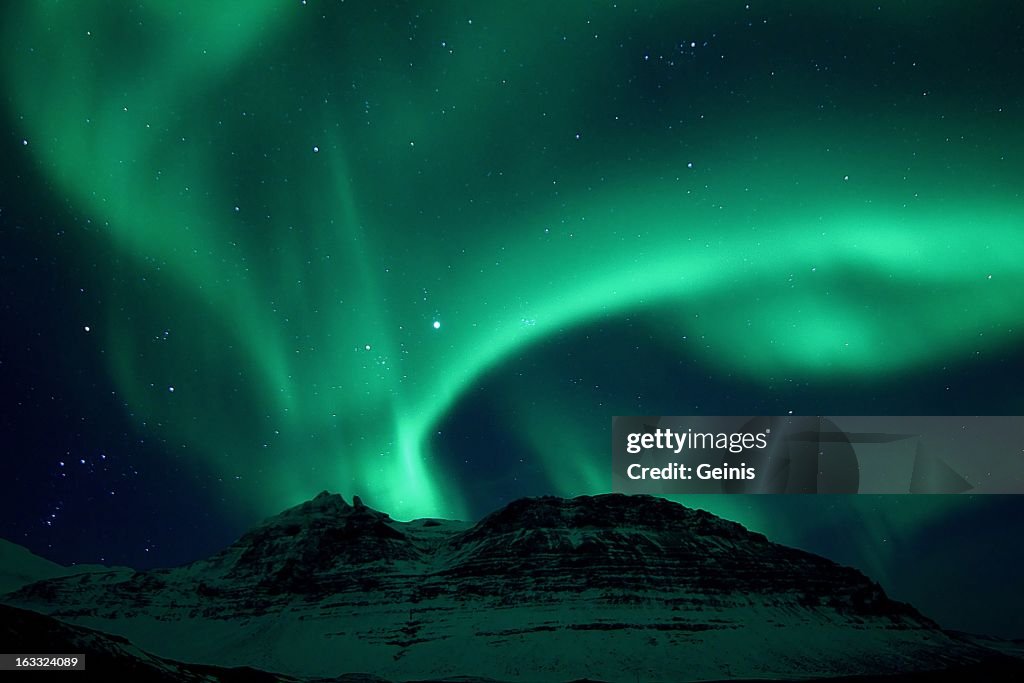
[0,538,126,596]
[4,493,1020,681]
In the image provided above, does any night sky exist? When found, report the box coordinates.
[2,2,1023,639]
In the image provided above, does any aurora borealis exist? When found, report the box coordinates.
[3,2,1023,637]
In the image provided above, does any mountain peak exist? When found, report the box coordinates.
[464,492,761,543]
[4,492,993,681]
[187,491,412,588]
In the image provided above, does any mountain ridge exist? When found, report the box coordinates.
[2,492,1017,681]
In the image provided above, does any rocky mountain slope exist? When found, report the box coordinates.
[4,493,1019,681]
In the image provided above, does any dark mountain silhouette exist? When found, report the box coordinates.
[4,493,1022,681]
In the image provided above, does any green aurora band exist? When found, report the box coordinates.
[5,2,1023,532]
